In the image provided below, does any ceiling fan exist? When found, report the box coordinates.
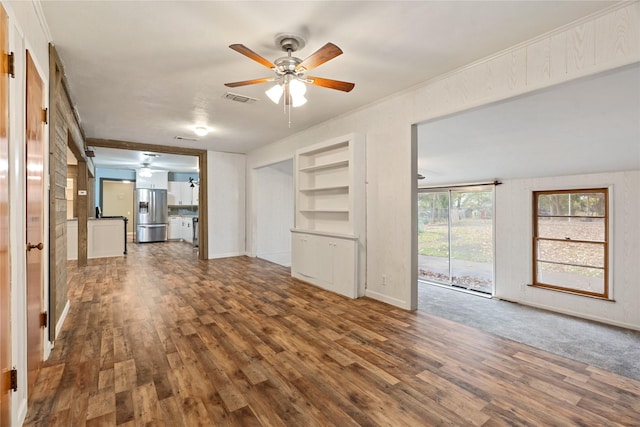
[224,34,355,108]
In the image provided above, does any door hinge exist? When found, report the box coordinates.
[7,51,14,78]
[40,311,48,328]
[42,107,48,124]
[10,368,17,392]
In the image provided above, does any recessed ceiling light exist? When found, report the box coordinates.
[194,126,209,137]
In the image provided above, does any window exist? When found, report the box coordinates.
[532,189,609,298]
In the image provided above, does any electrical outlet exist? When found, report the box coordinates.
[382,275,387,286]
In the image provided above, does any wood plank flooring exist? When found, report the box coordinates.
[24,242,640,426]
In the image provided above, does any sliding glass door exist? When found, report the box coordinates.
[418,186,494,294]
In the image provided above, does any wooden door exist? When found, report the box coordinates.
[102,180,134,232]
[25,51,45,397]
[0,4,10,425]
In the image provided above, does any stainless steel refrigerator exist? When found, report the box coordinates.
[135,188,168,242]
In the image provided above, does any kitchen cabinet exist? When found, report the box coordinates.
[168,217,182,240]
[136,170,168,189]
[168,216,194,243]
[290,133,366,299]
[191,184,199,206]
[181,217,193,243]
[167,181,197,206]
[291,230,357,297]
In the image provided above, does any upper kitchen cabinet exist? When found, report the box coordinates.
[168,181,198,206]
[136,170,168,189]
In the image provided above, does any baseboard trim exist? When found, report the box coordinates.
[365,289,409,310]
[208,251,246,260]
[496,297,640,332]
[55,299,70,340]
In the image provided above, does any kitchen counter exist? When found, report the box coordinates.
[67,217,127,260]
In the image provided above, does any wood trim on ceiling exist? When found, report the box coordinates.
[87,138,206,157]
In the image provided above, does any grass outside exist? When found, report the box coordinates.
[418,219,492,263]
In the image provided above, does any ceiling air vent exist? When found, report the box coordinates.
[223,92,258,104]
[174,136,199,141]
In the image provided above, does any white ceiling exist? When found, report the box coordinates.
[417,64,640,186]
[40,0,615,172]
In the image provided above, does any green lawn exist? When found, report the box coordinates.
[418,219,493,263]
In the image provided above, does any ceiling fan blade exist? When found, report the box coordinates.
[224,77,274,88]
[229,44,275,69]
[295,43,343,72]
[307,76,355,92]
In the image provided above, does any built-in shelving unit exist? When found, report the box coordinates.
[291,133,365,298]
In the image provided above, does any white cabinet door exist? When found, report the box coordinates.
[167,182,181,205]
[314,235,334,287]
[168,217,182,240]
[291,232,357,298]
[181,183,193,206]
[168,182,191,205]
[191,184,199,206]
[331,238,357,297]
[181,218,193,243]
[292,233,315,278]
[137,171,168,189]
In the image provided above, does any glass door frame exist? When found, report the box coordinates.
[417,183,497,296]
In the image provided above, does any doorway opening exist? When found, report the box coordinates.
[254,159,293,267]
[418,185,494,295]
[87,140,208,259]
[100,178,136,239]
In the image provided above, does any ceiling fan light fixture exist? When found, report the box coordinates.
[194,126,209,137]
[265,84,284,104]
[289,78,306,97]
[291,93,307,107]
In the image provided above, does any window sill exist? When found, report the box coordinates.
[527,283,615,302]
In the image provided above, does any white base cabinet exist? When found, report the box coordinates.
[182,218,193,243]
[168,216,194,243]
[168,217,182,240]
[291,230,357,298]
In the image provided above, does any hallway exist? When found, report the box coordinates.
[24,243,640,426]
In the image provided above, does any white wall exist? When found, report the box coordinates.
[247,3,640,311]
[207,151,246,259]
[3,1,51,425]
[254,159,293,266]
[495,171,640,330]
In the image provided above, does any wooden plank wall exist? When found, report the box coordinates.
[48,44,87,340]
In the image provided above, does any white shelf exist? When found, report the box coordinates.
[300,209,349,213]
[298,160,349,173]
[291,228,357,240]
[299,185,349,192]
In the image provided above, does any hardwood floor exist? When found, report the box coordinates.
[25,242,640,426]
